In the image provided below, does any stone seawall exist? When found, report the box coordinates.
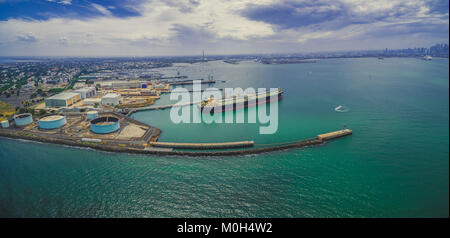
[0,130,335,157]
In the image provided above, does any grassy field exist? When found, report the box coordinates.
[0,101,15,121]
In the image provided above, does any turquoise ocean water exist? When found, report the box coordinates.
[0,58,448,217]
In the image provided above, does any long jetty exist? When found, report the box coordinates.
[169,79,216,85]
[150,140,254,149]
[127,100,201,115]
[146,129,352,151]
[0,129,352,157]
[186,88,224,92]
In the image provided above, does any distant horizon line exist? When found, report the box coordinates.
[0,43,448,58]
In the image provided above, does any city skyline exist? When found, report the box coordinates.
[0,0,449,56]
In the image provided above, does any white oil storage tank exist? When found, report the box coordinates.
[86,111,98,120]
[39,114,67,129]
[14,113,33,127]
[1,120,9,128]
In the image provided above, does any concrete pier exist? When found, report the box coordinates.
[169,80,216,85]
[149,140,254,149]
[317,129,352,141]
[128,100,201,114]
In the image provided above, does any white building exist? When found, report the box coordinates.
[45,92,81,108]
[153,83,165,89]
[74,87,96,99]
[101,93,121,106]
[83,98,101,106]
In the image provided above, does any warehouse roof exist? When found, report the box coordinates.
[74,87,95,92]
[83,98,101,102]
[102,93,121,99]
[46,92,80,100]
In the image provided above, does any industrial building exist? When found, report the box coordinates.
[101,93,121,106]
[96,80,156,90]
[90,116,120,134]
[115,89,157,97]
[82,98,101,106]
[141,89,157,96]
[45,92,81,108]
[153,83,166,89]
[111,81,141,89]
[74,87,96,99]
[39,115,67,129]
[14,113,33,127]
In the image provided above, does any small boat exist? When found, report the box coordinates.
[334,105,350,112]
[422,55,432,60]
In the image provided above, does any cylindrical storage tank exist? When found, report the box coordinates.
[38,115,66,129]
[142,83,147,88]
[90,116,120,134]
[14,113,33,127]
[1,120,9,128]
[86,111,99,120]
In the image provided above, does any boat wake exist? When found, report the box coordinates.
[334,105,350,112]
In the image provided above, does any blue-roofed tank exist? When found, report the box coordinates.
[142,83,147,88]
[14,113,33,127]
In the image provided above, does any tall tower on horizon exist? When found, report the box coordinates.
[202,49,205,61]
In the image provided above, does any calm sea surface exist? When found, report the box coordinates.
[0,58,448,217]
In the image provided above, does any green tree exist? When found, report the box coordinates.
[38,109,47,116]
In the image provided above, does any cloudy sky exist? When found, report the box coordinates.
[0,0,448,56]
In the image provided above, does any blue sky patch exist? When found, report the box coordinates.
[0,0,142,21]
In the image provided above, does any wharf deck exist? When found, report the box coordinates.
[317,129,352,141]
[128,100,201,113]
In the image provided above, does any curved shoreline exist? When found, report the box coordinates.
[0,129,350,157]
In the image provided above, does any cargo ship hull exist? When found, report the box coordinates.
[200,90,283,113]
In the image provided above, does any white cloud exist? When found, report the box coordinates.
[298,31,333,43]
[59,0,72,5]
[91,3,112,16]
[0,0,447,56]
[16,32,39,42]
[58,36,68,45]
[46,0,72,5]
[0,0,276,56]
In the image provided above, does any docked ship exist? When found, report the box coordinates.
[200,88,284,113]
